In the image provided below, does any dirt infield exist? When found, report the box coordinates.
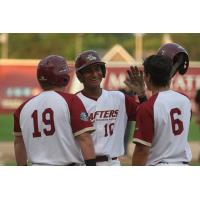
[1,141,200,165]
[0,142,15,165]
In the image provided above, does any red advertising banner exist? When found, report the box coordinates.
[1,60,200,113]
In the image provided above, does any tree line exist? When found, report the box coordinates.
[2,33,200,61]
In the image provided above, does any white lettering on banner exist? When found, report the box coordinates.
[195,75,200,89]
[5,87,41,97]
[187,76,195,91]
[106,73,126,90]
[171,74,200,98]
[172,76,186,90]
[1,99,24,109]
[68,74,83,94]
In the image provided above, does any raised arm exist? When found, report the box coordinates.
[124,66,147,102]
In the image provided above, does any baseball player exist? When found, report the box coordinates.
[75,50,146,166]
[125,54,192,166]
[13,55,96,166]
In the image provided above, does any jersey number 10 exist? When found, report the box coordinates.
[31,108,55,137]
[104,123,114,137]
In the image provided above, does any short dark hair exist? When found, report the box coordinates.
[195,89,200,104]
[143,54,172,87]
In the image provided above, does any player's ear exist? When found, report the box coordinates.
[145,73,151,83]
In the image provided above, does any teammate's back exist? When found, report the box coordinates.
[127,54,192,165]
[17,91,88,165]
[14,55,96,166]
[147,90,192,165]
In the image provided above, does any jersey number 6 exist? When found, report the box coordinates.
[31,108,55,138]
[170,108,184,136]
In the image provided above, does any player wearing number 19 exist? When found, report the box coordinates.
[13,55,96,166]
[75,50,146,166]
[126,55,192,166]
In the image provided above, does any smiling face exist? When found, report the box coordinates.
[78,63,103,89]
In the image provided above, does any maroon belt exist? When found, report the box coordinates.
[32,162,78,166]
[96,155,117,162]
[157,161,189,165]
[67,163,77,166]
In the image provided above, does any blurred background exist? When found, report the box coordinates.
[1,33,200,165]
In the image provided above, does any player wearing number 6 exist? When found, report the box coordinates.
[75,50,146,166]
[125,55,192,166]
[13,55,96,166]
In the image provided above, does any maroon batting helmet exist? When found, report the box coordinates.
[157,43,189,76]
[37,55,71,90]
[75,50,106,77]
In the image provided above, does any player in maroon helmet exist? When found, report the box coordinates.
[157,43,189,77]
[125,54,192,166]
[13,55,96,166]
[75,50,146,166]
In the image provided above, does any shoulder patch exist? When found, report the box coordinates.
[80,112,89,121]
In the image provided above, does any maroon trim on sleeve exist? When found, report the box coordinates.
[133,93,158,144]
[175,90,192,121]
[13,96,35,132]
[56,92,94,134]
[175,90,190,100]
[125,94,138,121]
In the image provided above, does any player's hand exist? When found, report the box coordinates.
[124,66,145,96]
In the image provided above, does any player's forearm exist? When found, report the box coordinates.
[77,132,96,160]
[132,153,148,166]
[14,135,27,166]
[132,143,149,166]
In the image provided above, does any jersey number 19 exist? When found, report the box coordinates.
[31,108,55,137]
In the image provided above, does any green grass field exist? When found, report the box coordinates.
[1,114,200,141]
[0,114,14,141]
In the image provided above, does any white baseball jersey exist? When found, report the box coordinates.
[133,90,192,165]
[14,91,95,165]
[76,89,138,160]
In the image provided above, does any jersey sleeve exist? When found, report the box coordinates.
[13,100,30,136]
[13,107,22,135]
[13,96,35,136]
[69,95,95,137]
[125,94,139,121]
[133,102,154,147]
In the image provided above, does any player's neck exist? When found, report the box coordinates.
[43,87,65,92]
[152,85,170,95]
[82,87,102,99]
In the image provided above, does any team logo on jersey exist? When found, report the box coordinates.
[161,50,165,55]
[89,109,119,122]
[86,54,97,61]
[80,112,89,121]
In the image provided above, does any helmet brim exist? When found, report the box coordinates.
[76,61,106,72]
